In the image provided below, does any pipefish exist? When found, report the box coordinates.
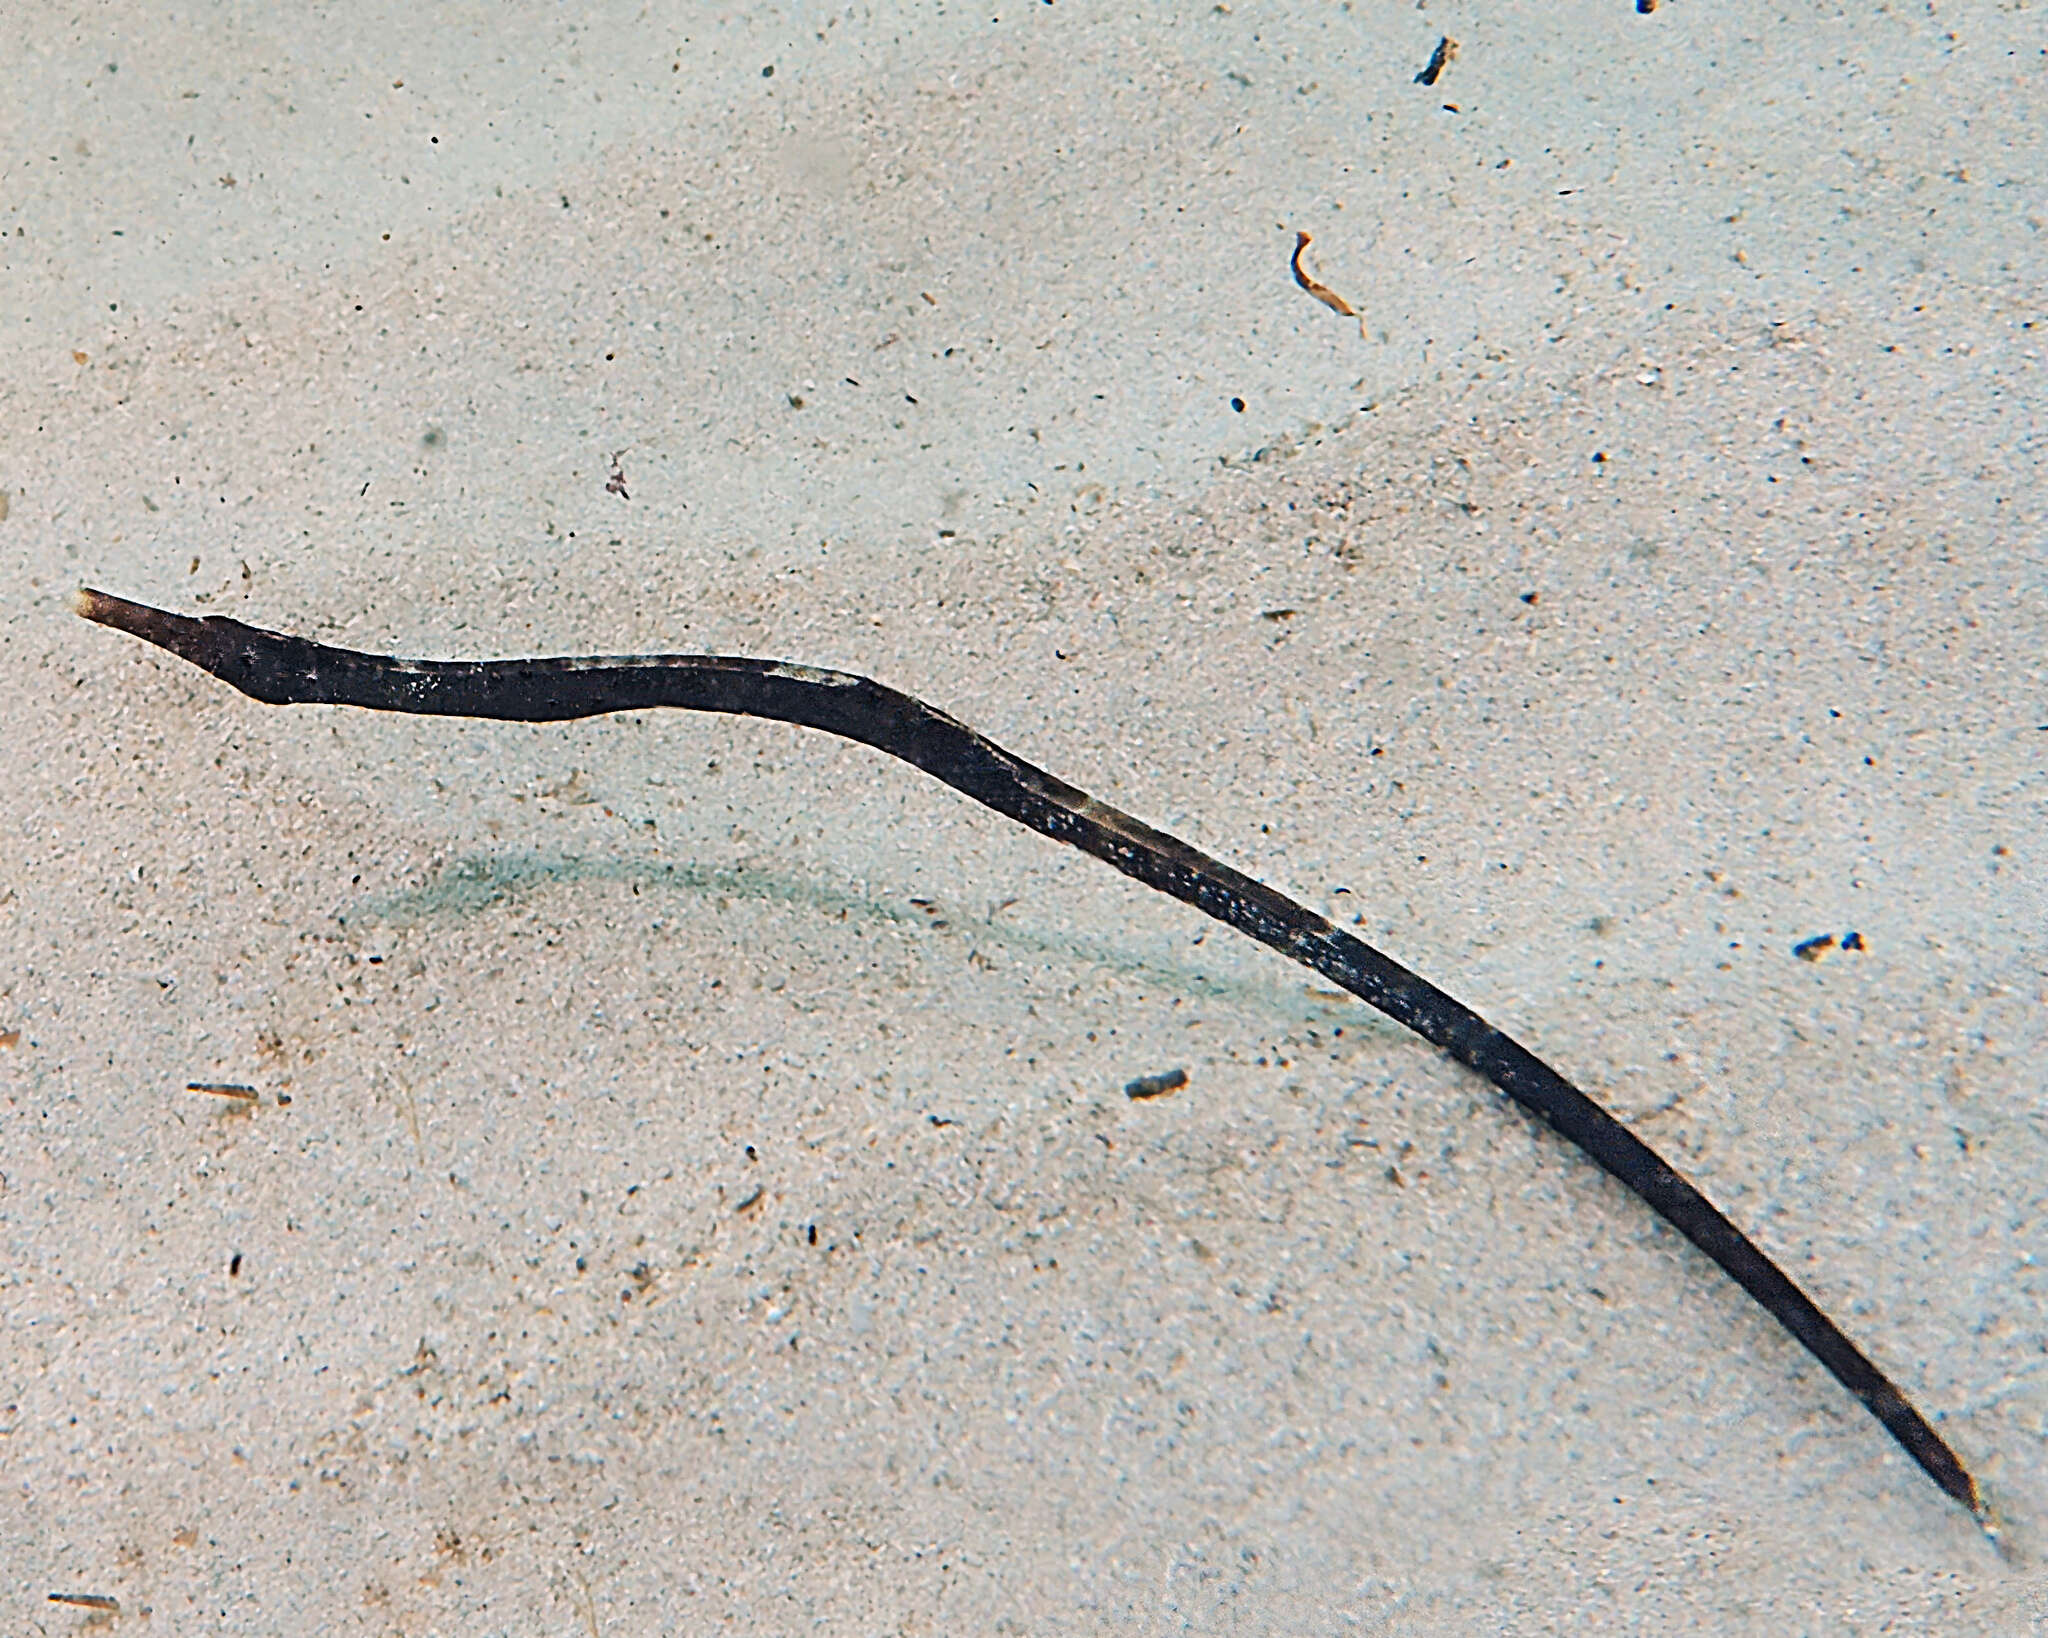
[73,586,1982,1521]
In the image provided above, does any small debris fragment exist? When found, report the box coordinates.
[1124,1067,1188,1101]
[0,1027,18,1049]
[1841,931,1866,952]
[734,1185,764,1213]
[1291,231,1366,337]
[1793,934,1836,963]
[48,1593,121,1612]
[605,452,629,500]
[1414,36,1458,87]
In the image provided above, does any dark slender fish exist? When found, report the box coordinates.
[73,587,1981,1519]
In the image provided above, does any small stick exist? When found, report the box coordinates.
[48,1592,121,1612]
[74,587,1983,1521]
[186,1081,259,1101]
[1291,231,1367,339]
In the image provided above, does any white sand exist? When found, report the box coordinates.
[5,2,2045,1629]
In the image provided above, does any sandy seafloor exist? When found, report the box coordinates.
[3,2,2045,1631]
